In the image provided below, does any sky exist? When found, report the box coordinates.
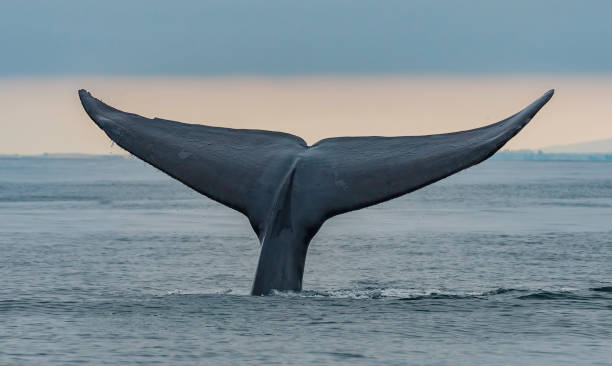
[1,1,611,154]
[2,0,612,75]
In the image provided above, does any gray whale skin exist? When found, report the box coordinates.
[79,89,554,295]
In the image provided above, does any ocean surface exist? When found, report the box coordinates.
[1,156,611,365]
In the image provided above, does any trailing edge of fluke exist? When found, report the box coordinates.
[79,88,554,295]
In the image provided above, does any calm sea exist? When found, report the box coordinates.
[1,156,611,365]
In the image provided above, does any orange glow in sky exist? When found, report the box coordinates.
[1,76,610,155]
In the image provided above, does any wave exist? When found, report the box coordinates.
[161,287,510,300]
[263,286,612,301]
[517,291,589,300]
[590,286,612,293]
[3,286,609,315]
[268,287,522,300]
[158,285,612,301]
[165,288,244,296]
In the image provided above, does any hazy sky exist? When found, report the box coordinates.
[3,76,611,155]
[1,0,611,75]
[1,1,611,154]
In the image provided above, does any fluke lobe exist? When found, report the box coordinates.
[79,89,554,295]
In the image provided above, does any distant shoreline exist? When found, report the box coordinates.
[0,153,129,159]
[492,150,612,161]
[1,151,612,162]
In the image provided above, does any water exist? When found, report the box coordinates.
[1,156,611,365]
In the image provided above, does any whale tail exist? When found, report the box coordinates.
[79,89,553,295]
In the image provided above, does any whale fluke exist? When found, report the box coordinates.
[79,88,553,295]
